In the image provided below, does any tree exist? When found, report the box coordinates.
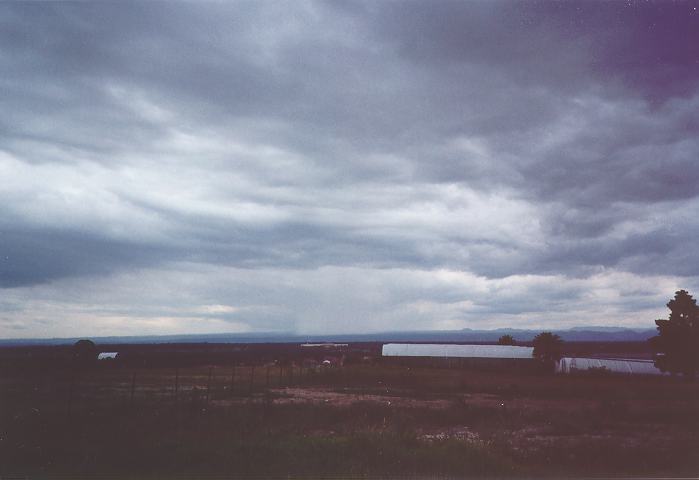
[497,334,516,346]
[72,339,97,368]
[650,290,699,379]
[532,332,563,372]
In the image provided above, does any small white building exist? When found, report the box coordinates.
[98,352,118,360]
[381,343,534,359]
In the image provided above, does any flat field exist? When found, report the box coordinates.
[1,356,698,478]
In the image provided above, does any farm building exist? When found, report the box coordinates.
[382,343,533,358]
[556,357,669,376]
[381,343,536,371]
[97,352,118,360]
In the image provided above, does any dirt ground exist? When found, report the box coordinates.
[1,363,698,477]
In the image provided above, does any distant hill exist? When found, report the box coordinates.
[455,327,657,343]
[0,327,658,346]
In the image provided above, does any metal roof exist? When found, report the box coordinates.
[97,352,118,360]
[556,357,668,376]
[382,343,534,359]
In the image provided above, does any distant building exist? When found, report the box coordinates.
[556,357,668,376]
[97,352,118,360]
[381,343,534,359]
[381,343,536,371]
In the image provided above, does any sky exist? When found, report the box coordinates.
[1,1,699,338]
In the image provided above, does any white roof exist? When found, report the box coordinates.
[556,357,668,376]
[382,343,534,359]
[98,352,118,360]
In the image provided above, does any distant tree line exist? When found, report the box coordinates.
[497,335,516,346]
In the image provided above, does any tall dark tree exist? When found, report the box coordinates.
[497,334,516,346]
[650,290,699,379]
[72,339,97,368]
[532,332,563,372]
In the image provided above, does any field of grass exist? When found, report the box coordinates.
[1,361,698,477]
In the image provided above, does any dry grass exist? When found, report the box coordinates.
[1,362,698,477]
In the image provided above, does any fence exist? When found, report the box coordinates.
[0,363,349,420]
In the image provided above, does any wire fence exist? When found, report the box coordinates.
[0,363,352,419]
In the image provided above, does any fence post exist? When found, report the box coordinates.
[230,363,236,396]
[67,373,76,417]
[174,367,179,401]
[249,366,255,395]
[278,365,283,386]
[130,371,136,404]
[212,368,217,400]
[266,366,270,389]
[264,389,272,437]
[206,367,212,405]
[289,364,294,386]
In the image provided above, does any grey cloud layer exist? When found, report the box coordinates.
[1,1,698,335]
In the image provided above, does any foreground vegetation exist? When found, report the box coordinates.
[1,362,698,477]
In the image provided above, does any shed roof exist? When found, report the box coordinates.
[382,343,534,359]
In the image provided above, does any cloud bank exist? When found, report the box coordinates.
[1,1,698,337]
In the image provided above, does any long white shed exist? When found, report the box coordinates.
[556,357,668,376]
[381,343,534,359]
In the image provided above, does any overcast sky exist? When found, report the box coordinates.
[1,1,699,338]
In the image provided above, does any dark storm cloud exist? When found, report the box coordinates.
[1,1,698,335]
[0,227,177,288]
[371,0,699,100]
[365,1,699,190]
